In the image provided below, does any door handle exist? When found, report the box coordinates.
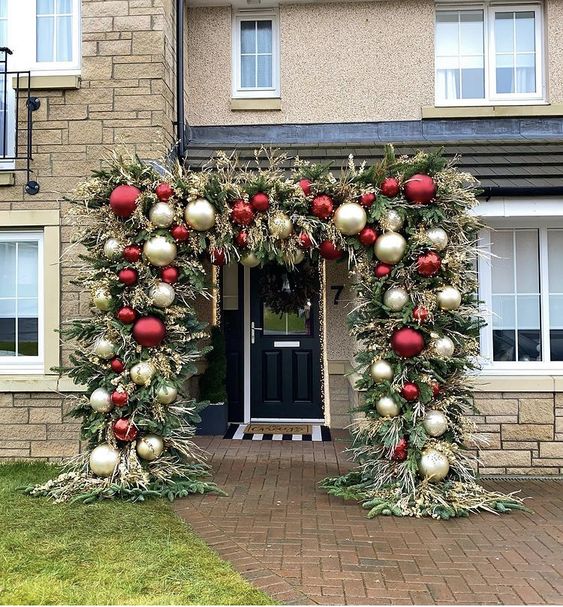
[251,321,263,344]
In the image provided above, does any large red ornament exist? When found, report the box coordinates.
[360,192,376,208]
[413,306,429,323]
[431,382,441,397]
[109,185,141,218]
[111,390,128,407]
[299,178,312,196]
[401,382,420,401]
[160,266,179,284]
[123,244,142,263]
[110,358,125,373]
[391,327,425,358]
[417,251,441,277]
[250,192,269,212]
[155,182,174,202]
[379,177,400,198]
[404,174,436,205]
[170,224,190,241]
[113,418,138,442]
[211,248,226,266]
[374,262,392,278]
[391,437,408,462]
[311,195,334,220]
[319,240,342,260]
[132,316,166,347]
[231,199,255,226]
[298,232,312,249]
[118,268,138,286]
[235,231,248,248]
[116,306,136,324]
[359,226,378,246]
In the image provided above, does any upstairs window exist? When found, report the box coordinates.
[435,3,544,105]
[232,10,280,98]
[36,0,75,64]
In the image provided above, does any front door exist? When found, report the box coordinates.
[249,265,323,420]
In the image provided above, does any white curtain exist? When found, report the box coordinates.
[436,69,460,100]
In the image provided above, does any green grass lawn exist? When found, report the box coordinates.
[0,463,273,605]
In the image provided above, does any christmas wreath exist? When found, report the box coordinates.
[259,260,320,315]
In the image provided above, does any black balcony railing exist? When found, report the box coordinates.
[0,48,41,195]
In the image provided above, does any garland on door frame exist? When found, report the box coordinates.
[26,146,527,518]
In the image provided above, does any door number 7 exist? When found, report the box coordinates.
[330,285,344,305]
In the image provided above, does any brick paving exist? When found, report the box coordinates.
[173,432,563,605]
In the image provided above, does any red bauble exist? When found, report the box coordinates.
[319,240,342,260]
[110,358,125,373]
[401,382,420,401]
[170,224,190,241]
[299,178,312,196]
[417,251,441,277]
[360,192,376,207]
[132,316,166,347]
[391,437,408,462]
[118,268,138,286]
[123,244,142,263]
[379,177,400,198]
[231,199,255,226]
[358,226,378,246]
[250,192,270,212]
[109,185,141,218]
[404,174,436,205]
[111,390,128,407]
[211,248,226,266]
[235,231,248,248]
[374,262,392,278]
[155,182,174,202]
[413,306,429,323]
[113,418,138,442]
[160,266,179,284]
[431,382,441,397]
[116,306,136,324]
[311,195,334,220]
[391,327,425,358]
[299,232,312,249]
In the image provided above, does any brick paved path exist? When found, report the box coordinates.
[173,433,563,605]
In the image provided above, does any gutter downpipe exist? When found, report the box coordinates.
[176,0,186,160]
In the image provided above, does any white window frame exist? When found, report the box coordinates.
[478,219,563,375]
[435,1,545,106]
[0,230,44,375]
[232,9,280,99]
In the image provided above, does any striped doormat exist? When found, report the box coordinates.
[224,423,331,442]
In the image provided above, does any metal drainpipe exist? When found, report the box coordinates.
[176,0,186,160]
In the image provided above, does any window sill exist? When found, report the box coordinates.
[12,74,80,91]
[0,374,85,393]
[472,374,563,392]
[231,97,281,111]
[421,103,562,119]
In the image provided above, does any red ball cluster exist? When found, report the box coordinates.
[417,251,441,277]
[161,266,179,284]
[132,316,166,347]
[358,227,378,246]
[360,192,376,207]
[117,306,136,324]
[311,195,334,219]
[211,248,226,266]
[170,224,190,241]
[374,262,392,278]
[231,199,255,226]
[413,306,429,323]
[379,177,400,198]
[319,240,342,260]
[404,174,436,205]
[391,327,425,358]
[123,245,142,262]
[111,390,128,407]
[298,232,312,249]
[110,358,125,373]
[400,382,420,401]
[155,182,174,202]
[299,178,312,196]
[250,192,269,212]
[110,185,141,218]
[118,268,138,286]
[235,231,248,248]
[391,437,408,462]
[113,418,138,442]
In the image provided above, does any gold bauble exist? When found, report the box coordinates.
[143,236,177,267]
[423,410,448,437]
[130,361,156,385]
[370,360,394,382]
[432,335,455,357]
[89,443,120,478]
[93,288,112,311]
[383,286,410,311]
[103,238,122,260]
[240,252,260,268]
[418,448,450,482]
[93,337,116,360]
[374,232,407,265]
[437,286,462,311]
[149,202,175,228]
[156,384,178,404]
[385,209,404,232]
[184,198,216,231]
[269,213,293,239]
[283,249,305,266]
[375,396,401,417]
[149,282,175,308]
[333,202,367,236]
[89,387,113,413]
[136,434,165,461]
[426,227,448,251]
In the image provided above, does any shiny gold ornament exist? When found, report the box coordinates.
[130,361,156,385]
[93,337,116,360]
[432,335,455,357]
[240,252,260,268]
[269,213,293,239]
[89,443,120,477]
[149,202,175,228]
[418,448,450,481]
[374,232,407,265]
[136,433,164,461]
[89,388,113,413]
[423,410,448,437]
[156,384,178,404]
[370,360,394,382]
[375,396,400,417]
[93,288,113,311]
[426,227,448,251]
[437,286,462,311]
[103,238,122,260]
[383,286,410,311]
[385,209,404,232]
[149,282,175,308]
[143,235,177,267]
[184,198,216,231]
[283,249,305,266]
[333,202,367,236]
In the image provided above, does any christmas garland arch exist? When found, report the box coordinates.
[27,146,526,518]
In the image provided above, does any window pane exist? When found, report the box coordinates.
[37,0,54,15]
[495,12,514,53]
[515,11,535,52]
[0,298,15,356]
[436,12,459,56]
[36,16,55,62]
[0,241,16,297]
[257,54,272,88]
[460,11,484,55]
[240,21,255,54]
[17,242,39,297]
[548,230,563,360]
[496,54,514,94]
[436,69,460,100]
[516,53,536,93]
[256,20,272,53]
[515,230,539,293]
[0,0,7,18]
[493,330,516,361]
[0,21,7,48]
[240,55,255,88]
[263,305,311,336]
[491,231,514,293]
[18,317,38,356]
[57,0,72,13]
[493,294,515,329]
[56,15,73,61]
